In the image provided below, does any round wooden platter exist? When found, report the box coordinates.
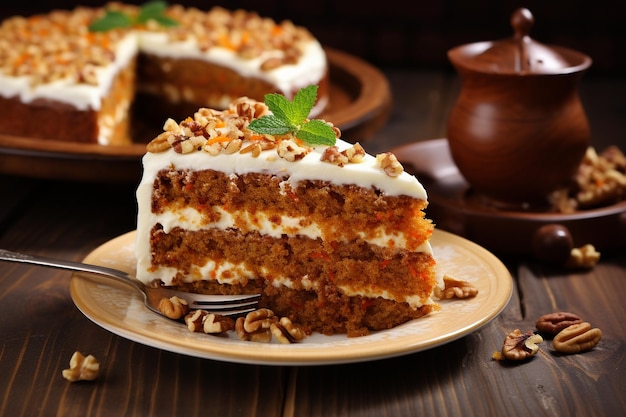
[0,47,391,183]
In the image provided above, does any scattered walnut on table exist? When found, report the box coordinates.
[499,329,543,361]
[565,244,601,269]
[552,322,602,354]
[62,351,100,382]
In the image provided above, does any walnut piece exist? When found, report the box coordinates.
[62,351,100,382]
[202,313,235,334]
[184,309,209,332]
[158,296,189,320]
[551,145,626,213]
[565,244,601,269]
[535,312,583,335]
[435,274,479,299]
[501,329,543,360]
[552,322,602,354]
[270,317,307,344]
[376,152,404,177]
[235,316,272,342]
[277,139,311,161]
[243,308,277,332]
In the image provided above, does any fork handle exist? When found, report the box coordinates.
[0,248,136,285]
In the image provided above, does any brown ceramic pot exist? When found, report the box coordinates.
[447,8,592,208]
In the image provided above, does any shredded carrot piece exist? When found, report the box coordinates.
[249,134,266,142]
[310,252,330,261]
[215,119,225,128]
[218,33,235,50]
[328,270,335,281]
[379,259,391,269]
[271,25,283,37]
[206,135,231,145]
[241,31,250,45]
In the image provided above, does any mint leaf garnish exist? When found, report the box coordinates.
[88,10,132,32]
[248,114,291,135]
[296,119,338,145]
[89,1,178,32]
[136,1,178,27]
[248,85,336,146]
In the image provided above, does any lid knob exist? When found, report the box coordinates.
[511,8,534,40]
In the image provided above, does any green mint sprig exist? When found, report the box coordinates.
[248,85,337,146]
[89,1,178,32]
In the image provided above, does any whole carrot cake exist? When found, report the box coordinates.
[0,3,328,145]
[135,87,440,337]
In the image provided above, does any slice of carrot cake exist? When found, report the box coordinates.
[135,86,440,336]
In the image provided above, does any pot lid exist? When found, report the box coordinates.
[448,8,591,75]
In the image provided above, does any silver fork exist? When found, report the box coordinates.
[0,249,260,318]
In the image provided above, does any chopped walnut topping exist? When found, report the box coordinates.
[376,152,404,177]
[144,97,372,170]
[62,351,100,382]
[278,139,311,161]
[0,7,126,86]
[0,4,314,88]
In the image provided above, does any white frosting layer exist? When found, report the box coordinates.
[135,138,434,306]
[143,254,437,309]
[137,138,427,201]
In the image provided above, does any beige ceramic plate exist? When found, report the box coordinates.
[70,229,512,366]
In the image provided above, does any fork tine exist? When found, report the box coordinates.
[144,286,261,317]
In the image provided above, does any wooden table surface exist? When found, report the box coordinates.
[1,69,625,417]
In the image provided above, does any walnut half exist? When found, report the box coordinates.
[500,329,543,361]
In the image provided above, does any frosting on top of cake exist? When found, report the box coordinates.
[140,97,428,200]
[0,4,326,110]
